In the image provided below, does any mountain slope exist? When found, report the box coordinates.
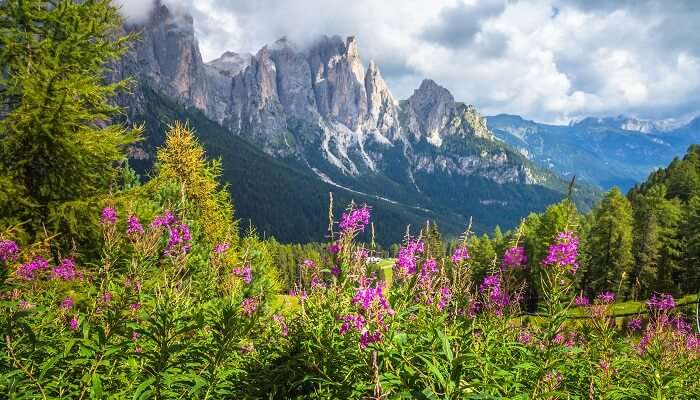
[128,86,469,244]
[487,114,700,191]
[113,2,598,242]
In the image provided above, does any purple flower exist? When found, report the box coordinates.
[596,291,615,304]
[352,283,393,314]
[69,316,79,331]
[502,246,527,269]
[451,247,470,264]
[132,331,140,341]
[646,293,676,312]
[241,297,258,316]
[628,317,643,332]
[61,297,74,310]
[16,256,49,280]
[437,286,452,311]
[126,214,144,235]
[542,231,579,274]
[479,274,501,292]
[359,330,382,348]
[52,258,79,281]
[339,205,371,233]
[467,301,482,318]
[330,265,341,276]
[130,303,141,312]
[671,316,691,333]
[150,211,176,228]
[302,259,316,269]
[165,223,192,255]
[573,295,590,306]
[517,330,533,344]
[213,242,230,254]
[100,292,112,304]
[328,242,341,254]
[273,314,288,337]
[394,240,424,275]
[0,240,20,262]
[339,314,366,335]
[100,207,117,225]
[419,258,438,282]
[233,265,253,284]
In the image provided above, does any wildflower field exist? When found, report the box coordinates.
[1,125,699,398]
[1,1,700,398]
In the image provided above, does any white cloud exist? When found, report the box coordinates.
[145,0,700,123]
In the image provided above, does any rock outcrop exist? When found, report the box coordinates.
[115,2,545,190]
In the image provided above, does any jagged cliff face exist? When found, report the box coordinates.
[115,2,546,190]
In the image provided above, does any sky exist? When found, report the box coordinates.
[113,0,700,124]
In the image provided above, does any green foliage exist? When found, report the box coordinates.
[0,0,140,244]
[587,188,634,297]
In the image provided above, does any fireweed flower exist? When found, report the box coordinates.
[61,297,74,310]
[233,265,253,284]
[437,286,452,311]
[17,256,49,280]
[573,295,590,306]
[330,265,341,276]
[328,242,341,254]
[394,240,424,275]
[150,211,176,228]
[302,259,316,269]
[451,247,470,264]
[351,283,393,314]
[126,214,144,235]
[502,246,527,269]
[273,314,289,337]
[596,291,615,304]
[69,316,79,331]
[213,242,230,254]
[339,205,371,233]
[542,231,579,274]
[100,291,112,304]
[241,297,258,316]
[0,240,19,262]
[628,317,643,332]
[166,223,192,255]
[646,293,676,312]
[100,207,117,225]
[518,330,533,345]
[419,258,438,282]
[479,274,510,315]
[52,258,79,281]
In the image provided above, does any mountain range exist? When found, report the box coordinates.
[488,114,700,191]
[108,1,700,243]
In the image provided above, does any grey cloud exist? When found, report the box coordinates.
[420,0,507,49]
[143,0,700,124]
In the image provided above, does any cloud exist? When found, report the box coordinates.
[112,0,156,24]
[144,0,699,124]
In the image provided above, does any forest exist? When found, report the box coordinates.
[1,1,698,398]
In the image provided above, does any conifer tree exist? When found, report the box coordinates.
[588,188,634,297]
[0,0,139,242]
[681,196,700,293]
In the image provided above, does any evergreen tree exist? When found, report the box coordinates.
[0,0,139,242]
[681,196,700,294]
[629,185,664,299]
[588,188,634,297]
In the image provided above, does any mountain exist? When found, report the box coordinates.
[113,2,597,243]
[488,114,700,191]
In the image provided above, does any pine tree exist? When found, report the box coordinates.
[588,188,634,297]
[0,0,139,242]
[629,185,664,298]
[681,196,700,293]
